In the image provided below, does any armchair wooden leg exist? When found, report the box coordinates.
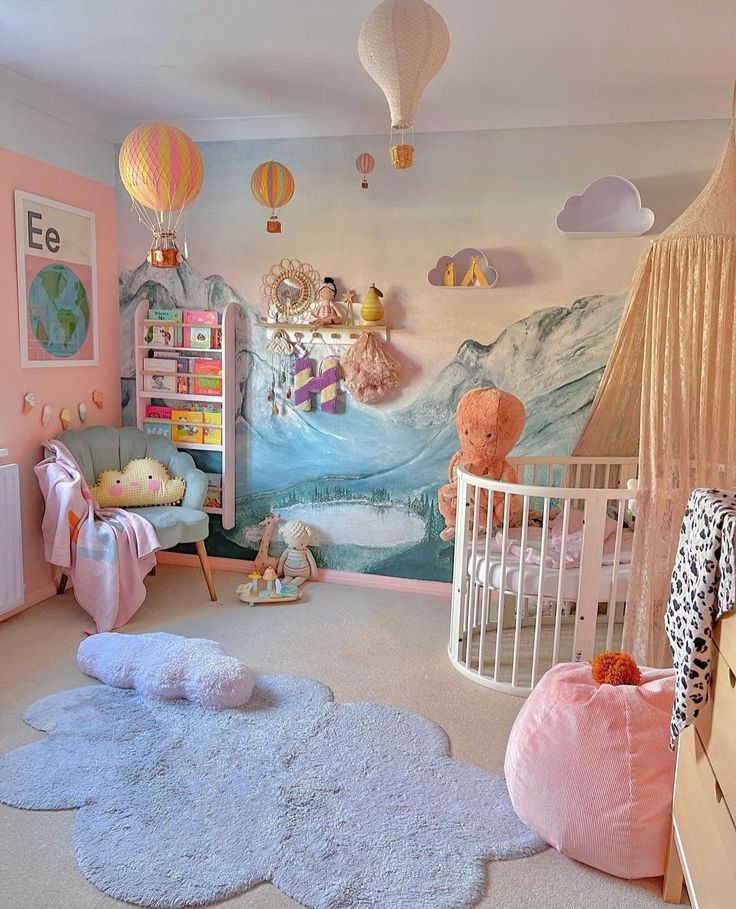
[195,540,217,602]
[57,573,68,595]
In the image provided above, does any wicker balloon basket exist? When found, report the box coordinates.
[390,144,414,169]
[147,229,183,268]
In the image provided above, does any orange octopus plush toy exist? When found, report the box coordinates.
[438,387,526,541]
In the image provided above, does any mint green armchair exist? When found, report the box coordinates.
[51,425,217,600]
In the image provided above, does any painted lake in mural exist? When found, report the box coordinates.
[120,260,625,581]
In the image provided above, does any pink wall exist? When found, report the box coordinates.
[0,147,120,613]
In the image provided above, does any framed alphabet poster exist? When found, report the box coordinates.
[15,190,98,367]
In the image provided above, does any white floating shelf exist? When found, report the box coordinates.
[427,248,499,288]
[258,321,389,342]
[556,175,655,238]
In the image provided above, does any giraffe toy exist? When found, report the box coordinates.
[254,513,280,574]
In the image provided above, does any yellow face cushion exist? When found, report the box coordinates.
[90,458,185,508]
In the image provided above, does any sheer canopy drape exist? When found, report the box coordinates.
[575,124,736,666]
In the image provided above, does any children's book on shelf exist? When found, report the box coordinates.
[150,308,183,323]
[145,405,173,420]
[143,358,177,392]
[183,310,219,326]
[171,409,204,444]
[203,425,222,445]
[149,308,183,344]
[145,403,221,421]
[193,358,223,395]
[143,421,172,439]
[204,473,222,508]
[143,323,175,347]
[184,326,213,349]
[169,354,198,394]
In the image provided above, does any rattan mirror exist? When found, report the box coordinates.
[262,259,319,322]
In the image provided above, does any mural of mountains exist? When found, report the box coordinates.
[120,261,625,581]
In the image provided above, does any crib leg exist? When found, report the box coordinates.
[663,822,684,903]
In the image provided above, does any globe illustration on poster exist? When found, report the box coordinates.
[27,264,90,358]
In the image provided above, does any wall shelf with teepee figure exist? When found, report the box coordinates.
[427,248,499,288]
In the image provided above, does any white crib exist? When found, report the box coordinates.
[448,456,639,696]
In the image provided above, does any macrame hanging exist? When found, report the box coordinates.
[574,94,736,667]
[342,333,400,403]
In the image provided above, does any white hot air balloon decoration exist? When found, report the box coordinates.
[358,0,450,169]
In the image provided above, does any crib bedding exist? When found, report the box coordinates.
[468,525,634,602]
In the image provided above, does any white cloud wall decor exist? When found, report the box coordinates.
[556,175,654,238]
[427,248,499,288]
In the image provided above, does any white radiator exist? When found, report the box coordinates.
[0,459,24,615]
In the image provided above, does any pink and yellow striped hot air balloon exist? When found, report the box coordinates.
[119,122,204,267]
[250,161,295,233]
[356,153,375,189]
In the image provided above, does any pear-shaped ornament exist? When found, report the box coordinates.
[360,283,384,323]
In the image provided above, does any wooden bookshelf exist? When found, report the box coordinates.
[134,300,236,530]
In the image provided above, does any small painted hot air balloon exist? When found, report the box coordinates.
[359,0,450,169]
[356,153,375,189]
[119,122,204,267]
[250,161,295,233]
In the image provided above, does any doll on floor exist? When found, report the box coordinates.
[277,520,318,586]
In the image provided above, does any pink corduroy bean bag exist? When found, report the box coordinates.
[504,662,676,879]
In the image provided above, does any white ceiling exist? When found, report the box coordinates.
[1,0,734,143]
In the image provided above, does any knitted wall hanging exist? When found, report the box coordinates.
[293,356,342,413]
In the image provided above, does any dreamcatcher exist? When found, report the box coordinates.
[265,329,293,415]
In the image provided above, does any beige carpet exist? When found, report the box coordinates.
[0,566,680,909]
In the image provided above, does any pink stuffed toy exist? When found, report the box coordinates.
[438,387,526,541]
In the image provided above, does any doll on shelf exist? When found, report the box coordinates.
[310,277,343,328]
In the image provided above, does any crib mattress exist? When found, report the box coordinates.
[467,526,634,603]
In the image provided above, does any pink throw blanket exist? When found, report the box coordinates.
[35,440,160,631]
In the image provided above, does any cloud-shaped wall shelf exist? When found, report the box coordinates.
[427,248,499,288]
[556,175,654,238]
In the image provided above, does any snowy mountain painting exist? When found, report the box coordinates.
[120,261,625,581]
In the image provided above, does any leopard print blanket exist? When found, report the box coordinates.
[665,488,736,747]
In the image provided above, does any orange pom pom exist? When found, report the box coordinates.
[591,651,642,686]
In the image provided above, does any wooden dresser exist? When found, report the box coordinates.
[664,610,736,906]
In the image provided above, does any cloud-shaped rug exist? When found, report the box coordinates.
[0,675,545,909]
